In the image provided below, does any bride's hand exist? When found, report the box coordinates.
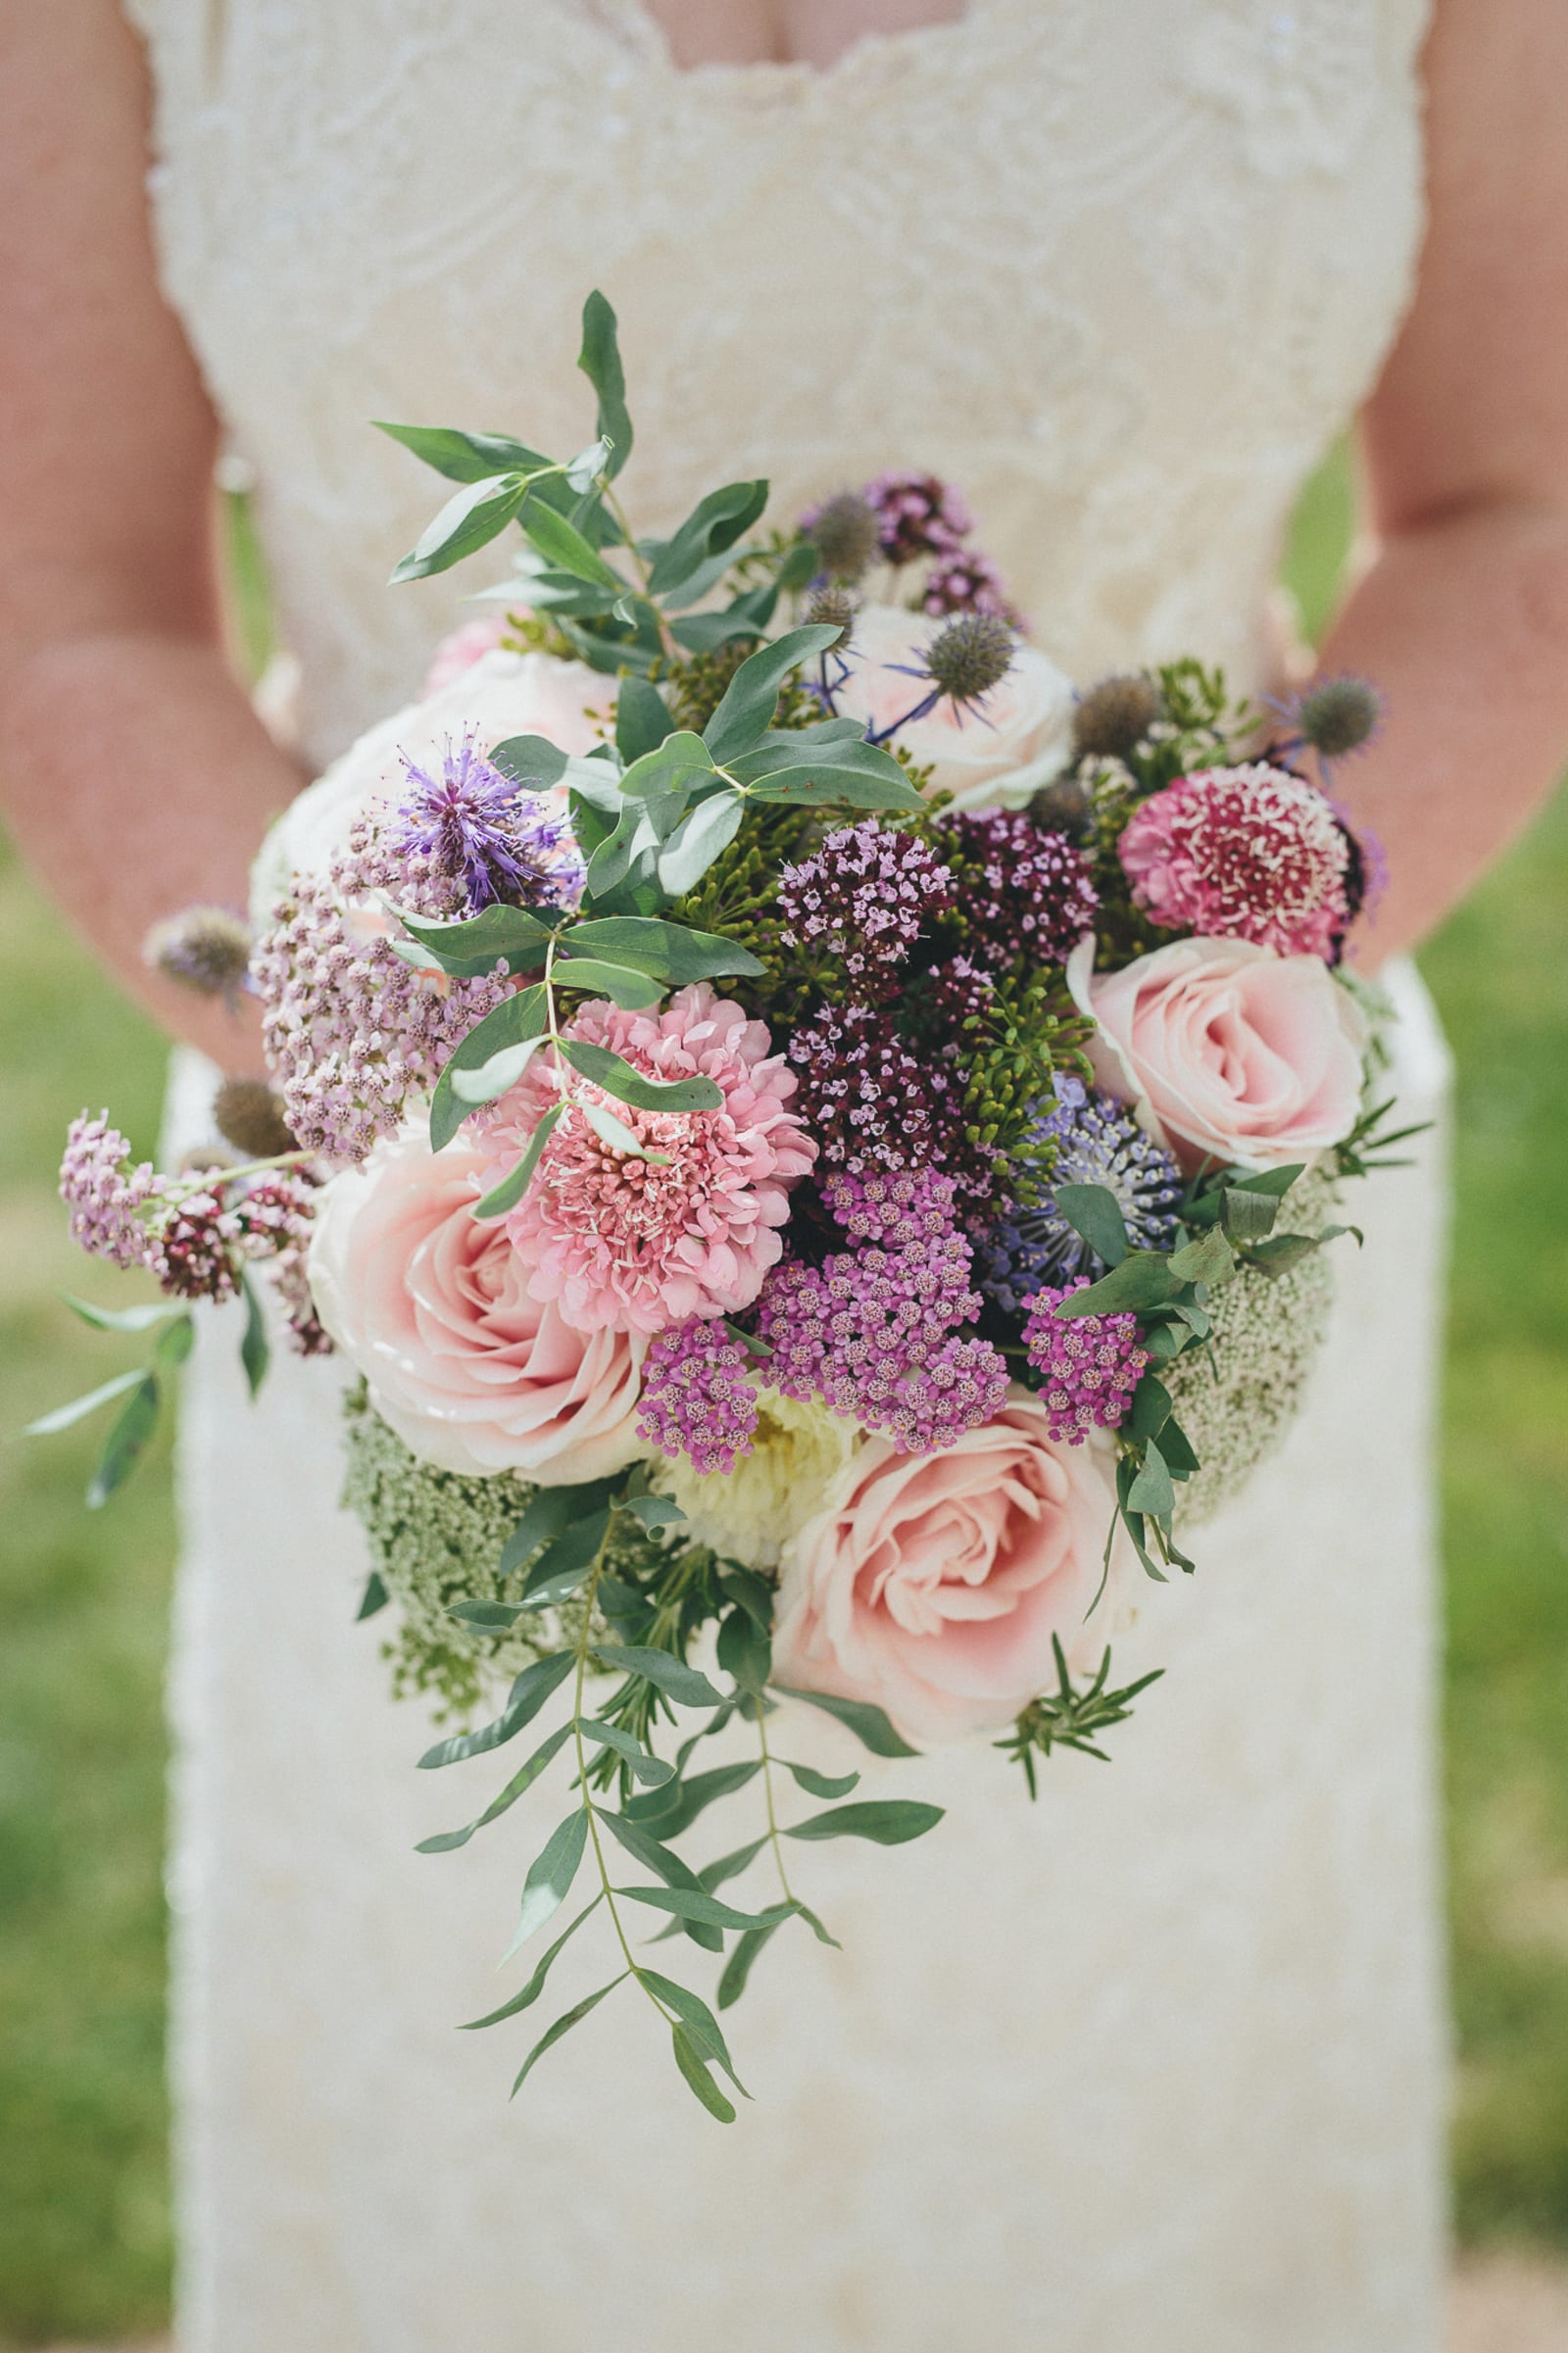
[0,4,301,1070]
[1321,0,1568,964]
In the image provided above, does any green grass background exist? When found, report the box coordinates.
[1,460,1565,2340]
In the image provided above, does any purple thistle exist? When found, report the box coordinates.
[863,470,973,566]
[637,1318,761,1476]
[1021,1278,1147,1444]
[776,822,955,997]
[390,733,582,915]
[755,1176,1008,1454]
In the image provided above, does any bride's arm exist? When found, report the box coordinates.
[1322,0,1568,962]
[0,3,298,1071]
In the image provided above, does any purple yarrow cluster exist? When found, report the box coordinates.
[1021,1278,1147,1445]
[389,734,582,915]
[864,470,973,565]
[789,1005,963,1180]
[922,548,1021,626]
[776,823,954,997]
[60,1114,167,1273]
[943,809,1100,969]
[251,813,514,1162]
[636,1319,761,1478]
[754,1169,1008,1453]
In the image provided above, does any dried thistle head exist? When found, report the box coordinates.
[1293,674,1383,759]
[212,1076,298,1161]
[1070,672,1163,761]
[802,490,881,582]
[922,612,1015,706]
[142,905,253,1001]
[803,582,858,651]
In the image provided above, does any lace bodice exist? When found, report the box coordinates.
[129,0,1430,771]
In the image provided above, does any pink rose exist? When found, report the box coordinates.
[829,603,1075,812]
[421,613,512,698]
[772,1393,1120,1746]
[308,1129,647,1483]
[1068,935,1367,1173]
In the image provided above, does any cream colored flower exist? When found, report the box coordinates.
[655,1389,860,1573]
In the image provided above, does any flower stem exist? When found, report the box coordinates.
[754,1697,797,1909]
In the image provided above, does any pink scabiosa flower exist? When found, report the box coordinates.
[1021,1279,1148,1444]
[1118,763,1353,960]
[487,985,815,1337]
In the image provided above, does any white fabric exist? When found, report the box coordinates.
[136,3,1450,2345]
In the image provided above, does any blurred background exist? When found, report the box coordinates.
[0,452,1565,2345]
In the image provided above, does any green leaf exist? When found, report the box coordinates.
[774,1687,920,1758]
[670,2024,737,2122]
[717,1561,774,1627]
[518,1507,612,1607]
[1218,1185,1282,1244]
[445,1598,531,1632]
[417,1647,575,1769]
[504,1807,590,1958]
[668,607,767,654]
[1126,1438,1176,1518]
[390,470,527,584]
[86,1374,162,1508]
[518,494,626,590]
[238,1275,270,1398]
[470,1103,562,1221]
[577,1717,676,1786]
[26,1366,151,1438]
[597,1804,722,1950]
[373,421,552,483]
[62,1294,188,1335]
[558,1038,722,1114]
[780,1760,860,1800]
[656,790,745,896]
[461,1893,603,2029]
[700,1836,769,1893]
[615,1885,795,1934]
[154,1314,195,1371]
[1052,1251,1184,1317]
[646,479,769,597]
[783,1799,944,1846]
[563,916,763,985]
[593,1644,723,1707]
[487,736,571,791]
[716,1608,771,1694]
[617,732,717,800]
[564,433,612,491]
[1160,1414,1200,1477]
[1224,1161,1306,1199]
[627,1759,761,1838]
[393,900,555,970]
[639,1970,750,2096]
[416,1723,573,1854]
[716,1920,786,2012]
[1166,1226,1236,1288]
[449,1033,549,1107]
[500,1480,615,1578]
[702,624,844,762]
[552,955,665,1009]
[433,990,548,1148]
[1127,1372,1173,1445]
[1054,1183,1131,1270]
[729,736,926,814]
[576,290,633,480]
[614,676,675,762]
[356,1570,390,1621]
[625,1492,686,1531]
[510,1971,629,2097]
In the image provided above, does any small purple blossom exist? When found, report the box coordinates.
[60,1116,167,1275]
[863,470,973,565]
[637,1318,760,1477]
[776,823,954,996]
[161,1191,246,1303]
[755,1178,1008,1454]
[921,548,1020,625]
[390,732,582,914]
[1021,1278,1147,1444]
[943,809,1100,970]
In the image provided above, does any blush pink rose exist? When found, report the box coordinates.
[772,1392,1120,1746]
[1068,934,1367,1173]
[308,1129,647,1483]
[421,613,512,698]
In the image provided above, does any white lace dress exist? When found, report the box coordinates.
[132,5,1451,2347]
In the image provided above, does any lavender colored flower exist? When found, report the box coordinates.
[943,809,1100,970]
[921,548,1019,624]
[863,470,973,565]
[755,1177,1008,1454]
[776,822,954,996]
[789,1005,956,1177]
[59,1114,167,1275]
[981,1077,1182,1312]
[251,814,514,1163]
[390,732,583,915]
[637,1318,760,1477]
[161,1191,246,1303]
[1021,1277,1147,1444]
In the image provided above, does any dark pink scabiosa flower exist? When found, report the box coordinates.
[636,1318,761,1477]
[943,808,1100,970]
[755,1171,1008,1454]
[390,732,583,915]
[1021,1278,1147,1444]
[1118,762,1354,960]
[921,548,1021,625]
[863,469,973,565]
[776,822,955,998]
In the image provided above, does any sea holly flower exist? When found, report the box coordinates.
[980,1076,1182,1310]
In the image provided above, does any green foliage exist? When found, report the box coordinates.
[996,1640,1166,1795]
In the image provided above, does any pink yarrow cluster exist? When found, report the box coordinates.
[636,1320,761,1477]
[485,985,815,1336]
[1021,1278,1147,1444]
[1118,762,1352,960]
[753,1168,1009,1454]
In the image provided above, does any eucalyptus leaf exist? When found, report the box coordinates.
[578,1098,668,1163]
[614,675,675,762]
[700,1836,769,1894]
[504,1807,590,1959]
[783,1799,944,1847]
[593,1644,723,1707]
[1126,1438,1177,1518]
[448,1030,548,1107]
[85,1374,162,1508]
[238,1275,270,1399]
[670,2025,737,2123]
[646,479,769,597]
[1127,1372,1174,1445]
[356,1571,390,1621]
[1167,1226,1236,1288]
[470,1103,562,1222]
[552,956,665,1009]
[519,1508,612,1607]
[716,1921,785,2013]
[639,1970,749,2096]
[775,1687,920,1758]
[518,495,626,589]
[486,734,571,791]
[656,790,745,895]
[625,1493,686,1531]
[576,290,633,479]
[562,916,762,984]
[374,421,552,483]
[510,1971,629,2098]
[716,1609,771,1694]
[577,1718,676,1787]
[780,1761,861,1801]
[393,900,555,969]
[1051,1251,1184,1317]
[445,1598,531,1632]
[564,433,612,492]
[1218,1186,1282,1244]
[626,1759,761,1838]
[416,1647,575,1770]
[62,1294,187,1335]
[614,1885,795,1935]
[27,1367,150,1438]
[558,1039,722,1114]
[597,1805,721,1950]
[702,624,843,762]
[499,1480,613,1578]
[461,1893,603,2029]
[1054,1183,1131,1270]
[390,470,527,585]
[416,1723,573,1855]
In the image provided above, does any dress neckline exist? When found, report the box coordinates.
[593,0,993,94]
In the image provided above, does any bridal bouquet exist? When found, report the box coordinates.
[41,295,1410,2120]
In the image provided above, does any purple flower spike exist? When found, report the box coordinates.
[391,732,581,915]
